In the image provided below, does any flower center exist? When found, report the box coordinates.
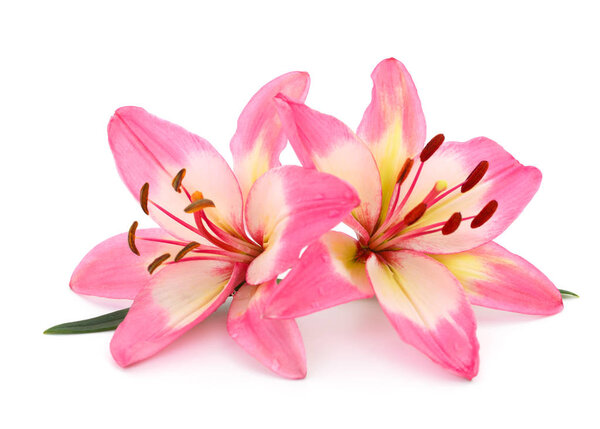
[127,168,261,273]
[368,134,497,251]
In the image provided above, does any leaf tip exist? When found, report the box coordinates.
[559,289,579,298]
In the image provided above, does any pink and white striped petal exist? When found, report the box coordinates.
[110,260,246,367]
[230,72,310,201]
[228,281,306,379]
[108,107,244,241]
[245,166,360,285]
[70,228,184,299]
[433,242,563,315]
[366,250,479,379]
[275,96,382,234]
[396,137,542,254]
[264,231,373,319]
[357,58,426,214]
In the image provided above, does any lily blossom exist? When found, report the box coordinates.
[69,72,360,379]
[266,58,563,379]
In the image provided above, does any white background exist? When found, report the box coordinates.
[1,1,598,427]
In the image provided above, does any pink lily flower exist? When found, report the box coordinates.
[69,72,360,379]
[266,58,563,379]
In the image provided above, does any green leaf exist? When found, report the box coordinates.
[559,289,579,298]
[44,308,129,335]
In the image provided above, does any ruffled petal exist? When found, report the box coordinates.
[245,166,359,285]
[366,250,479,379]
[227,281,306,379]
[230,72,310,200]
[275,96,382,234]
[110,260,246,367]
[394,137,542,254]
[70,228,184,299]
[264,231,373,319]
[433,242,563,315]
[108,106,244,240]
[357,58,426,214]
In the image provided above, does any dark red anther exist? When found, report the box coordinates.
[172,168,186,193]
[140,182,150,215]
[397,158,414,185]
[442,212,462,235]
[127,221,140,255]
[147,253,171,274]
[419,134,445,162]
[471,200,498,228]
[461,161,489,193]
[403,202,427,226]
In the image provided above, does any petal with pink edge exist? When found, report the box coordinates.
[228,281,306,379]
[275,96,382,234]
[366,250,479,379]
[110,260,246,367]
[245,166,360,285]
[357,58,426,215]
[265,231,373,319]
[393,137,542,254]
[108,106,244,241]
[230,72,310,200]
[70,228,185,299]
[433,242,563,315]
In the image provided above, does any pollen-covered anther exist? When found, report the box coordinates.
[148,253,171,274]
[419,134,445,162]
[174,241,200,262]
[442,212,462,235]
[127,221,140,255]
[184,198,215,213]
[172,168,186,193]
[461,161,489,193]
[471,200,498,228]
[396,158,414,185]
[139,182,150,215]
[403,202,427,226]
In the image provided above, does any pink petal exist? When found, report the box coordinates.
[398,137,542,254]
[230,72,310,200]
[275,96,382,234]
[264,231,373,319]
[108,107,244,241]
[245,165,360,285]
[366,250,479,379]
[433,241,563,315]
[227,281,306,379]
[70,228,183,299]
[357,58,426,215]
[110,260,246,367]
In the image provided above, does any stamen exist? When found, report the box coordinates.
[174,241,200,262]
[403,203,427,226]
[140,182,149,215]
[127,221,140,255]
[172,168,186,193]
[148,253,171,274]
[419,134,445,162]
[471,200,498,228]
[461,161,489,193]
[184,198,215,213]
[442,212,462,235]
[396,158,414,185]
